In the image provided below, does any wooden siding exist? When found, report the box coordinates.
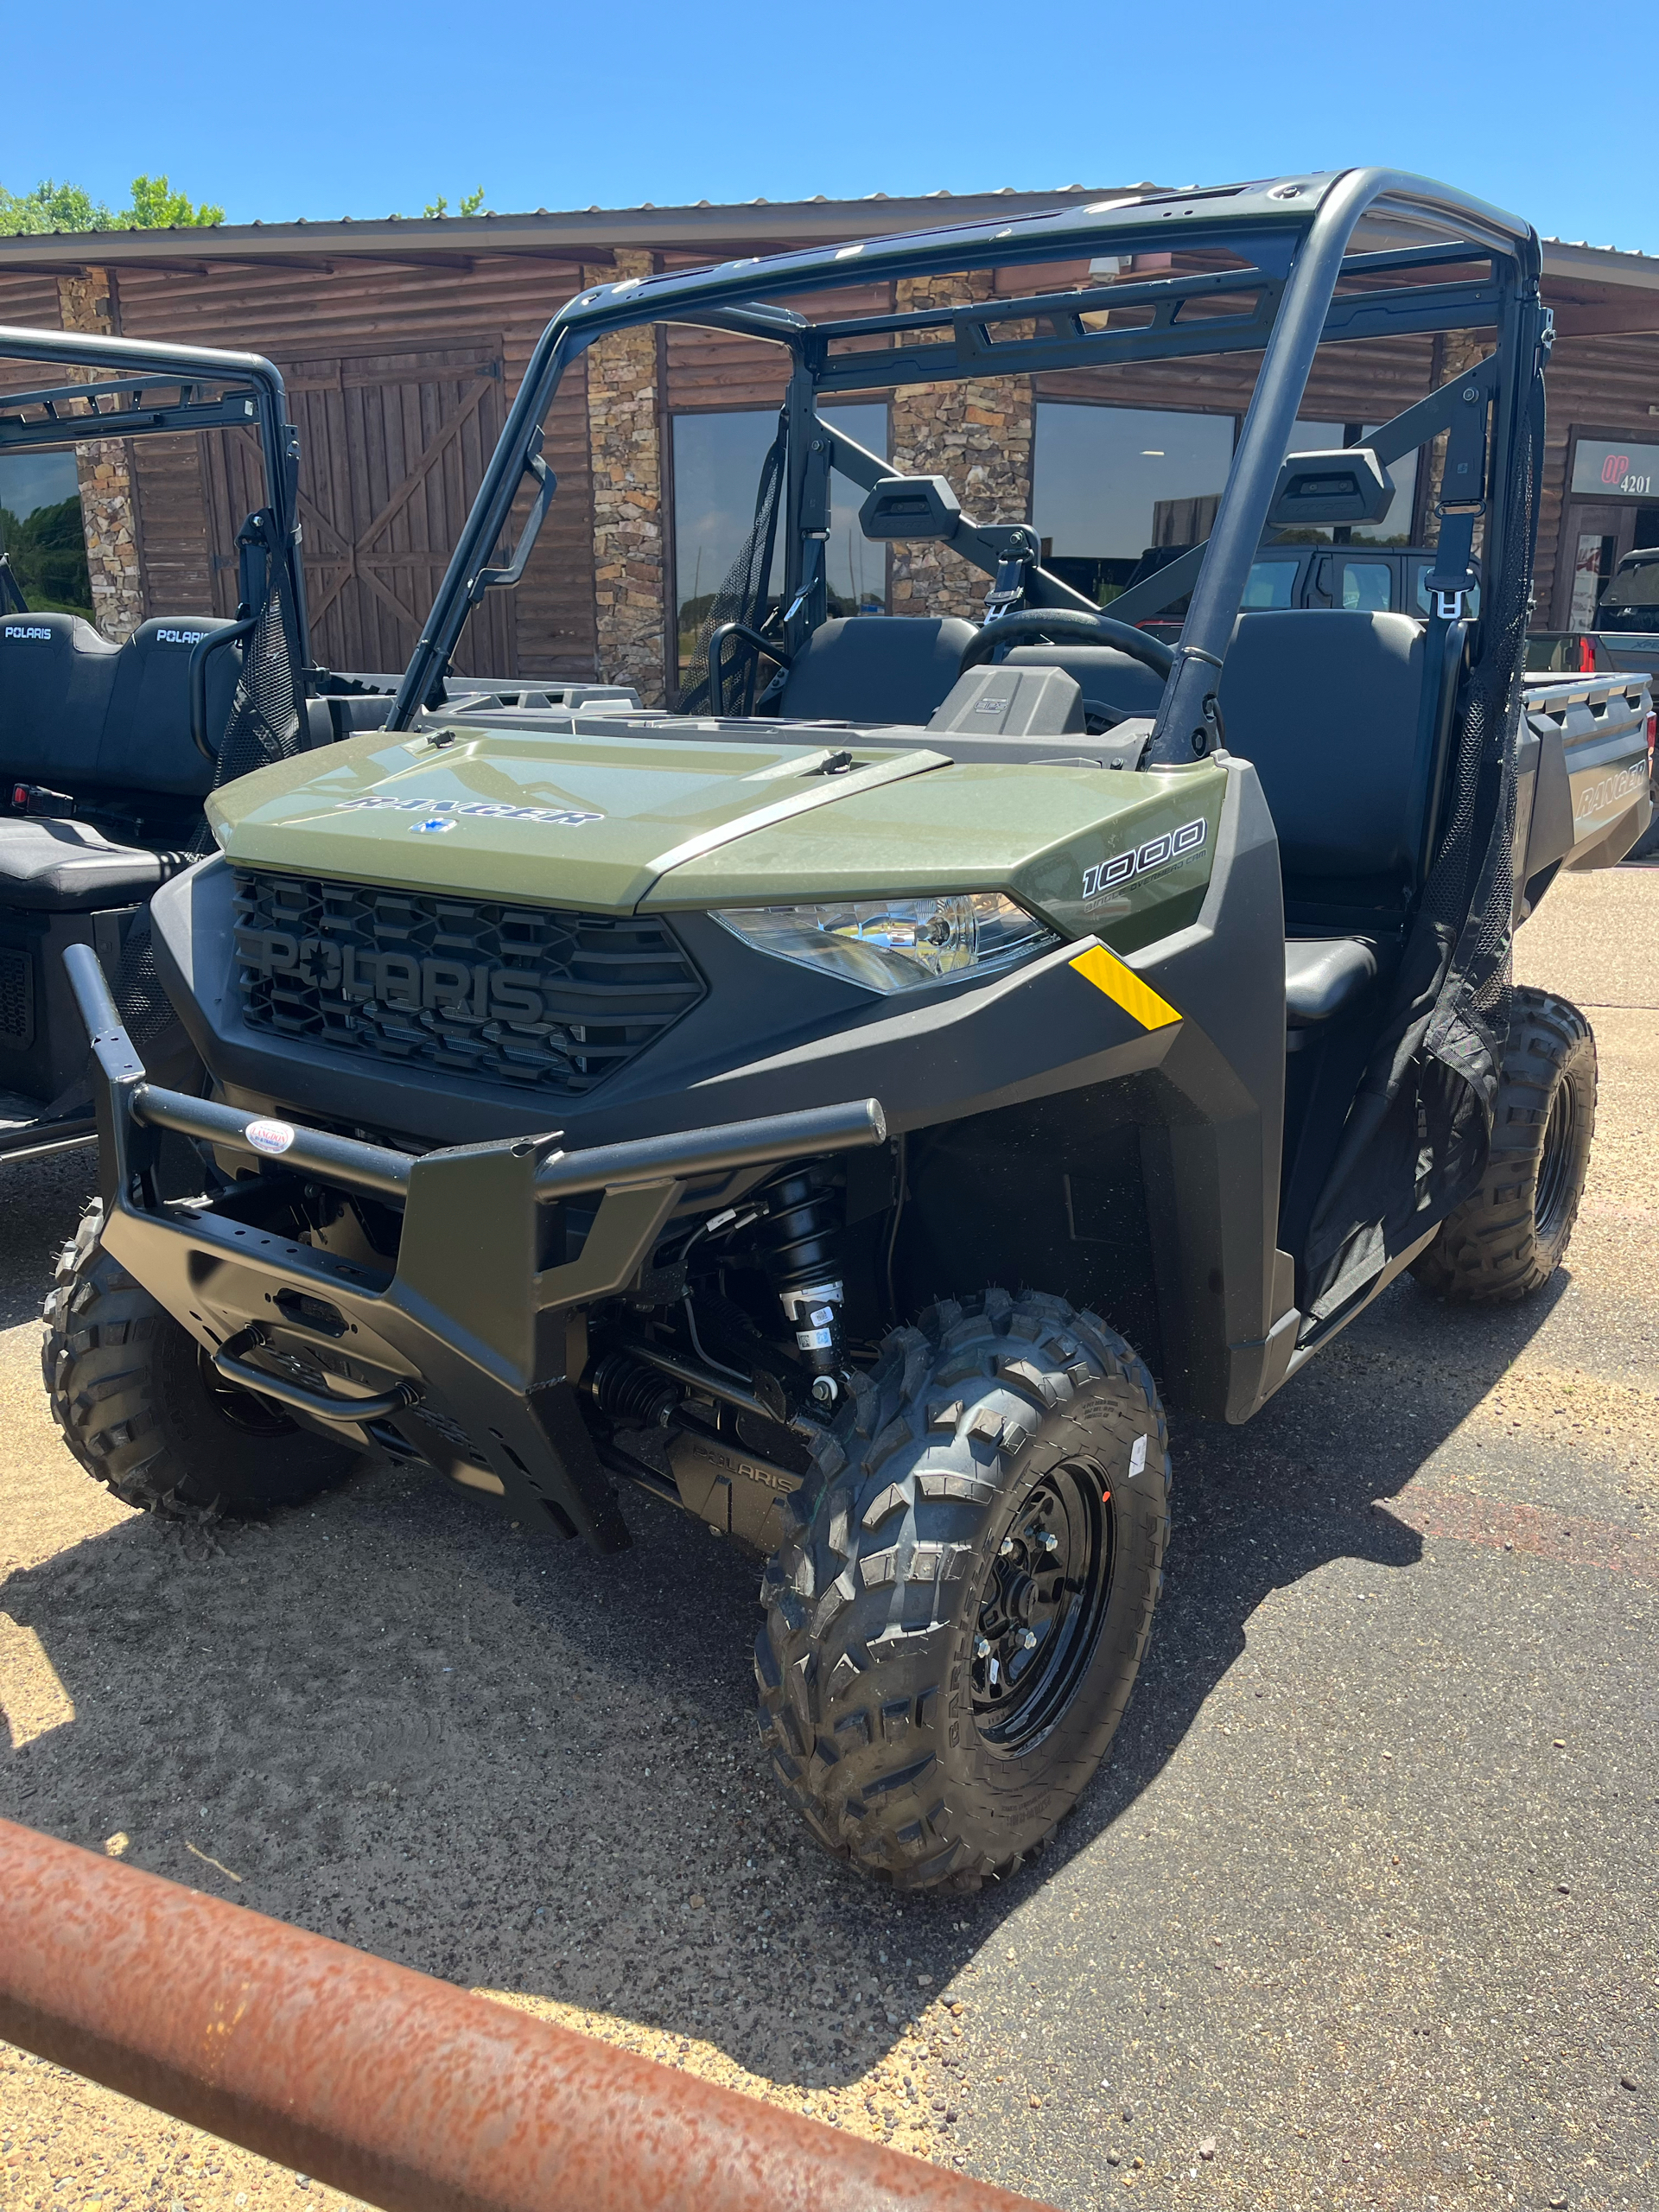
[1037,332,1442,438]
[130,433,213,616]
[109,257,598,676]
[662,281,894,413]
[0,276,64,393]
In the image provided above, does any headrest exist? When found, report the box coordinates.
[122,615,236,659]
[0,611,114,658]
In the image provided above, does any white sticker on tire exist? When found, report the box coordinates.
[1128,1433,1148,1478]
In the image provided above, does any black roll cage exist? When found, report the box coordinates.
[391,168,1546,766]
[0,325,309,686]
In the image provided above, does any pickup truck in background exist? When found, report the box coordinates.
[1587,544,1659,683]
[1127,543,1476,646]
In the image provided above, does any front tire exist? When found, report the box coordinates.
[756,1289,1169,1889]
[42,1199,360,1516]
[1411,986,1597,1304]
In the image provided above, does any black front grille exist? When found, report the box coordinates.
[233,871,704,1097]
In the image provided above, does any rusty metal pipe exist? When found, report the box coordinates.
[0,1819,1053,2212]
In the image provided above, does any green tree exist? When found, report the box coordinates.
[0,173,222,235]
[120,174,225,228]
[0,497,93,619]
[423,187,486,219]
[0,180,112,233]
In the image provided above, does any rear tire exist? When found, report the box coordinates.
[42,1199,360,1516]
[1410,987,1597,1304]
[755,1289,1169,1890]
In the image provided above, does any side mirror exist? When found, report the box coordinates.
[859,474,961,541]
[1267,447,1395,529]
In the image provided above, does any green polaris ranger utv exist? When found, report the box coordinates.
[44,169,1651,1890]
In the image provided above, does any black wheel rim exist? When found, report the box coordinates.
[197,1346,297,1438]
[1535,1076,1577,1239]
[970,1459,1115,1755]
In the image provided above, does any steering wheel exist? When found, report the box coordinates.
[958,607,1177,682]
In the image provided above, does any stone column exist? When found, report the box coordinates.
[887,272,1033,621]
[55,267,143,643]
[583,253,666,705]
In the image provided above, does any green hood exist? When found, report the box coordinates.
[207,717,1227,948]
[207,725,946,911]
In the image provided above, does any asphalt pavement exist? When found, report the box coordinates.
[1,864,1654,2212]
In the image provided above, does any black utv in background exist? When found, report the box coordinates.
[40,169,1653,1891]
[0,331,620,1167]
[0,328,346,1165]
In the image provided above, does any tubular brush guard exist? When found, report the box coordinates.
[63,941,886,1549]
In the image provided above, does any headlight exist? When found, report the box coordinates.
[709,893,1059,995]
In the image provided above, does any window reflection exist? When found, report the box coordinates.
[0,448,91,619]
[1243,557,1300,608]
[1032,403,1236,605]
[671,403,887,691]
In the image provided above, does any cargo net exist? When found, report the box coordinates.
[1301,365,1542,1324]
[676,416,785,714]
[212,510,307,791]
[111,909,179,1052]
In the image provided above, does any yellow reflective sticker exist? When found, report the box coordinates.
[1068,943,1181,1032]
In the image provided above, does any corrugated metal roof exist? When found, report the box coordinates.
[3,188,1653,300]
[0,189,1129,272]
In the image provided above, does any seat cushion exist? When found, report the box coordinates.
[0,818,163,912]
[779,616,978,727]
[1284,937,1377,1027]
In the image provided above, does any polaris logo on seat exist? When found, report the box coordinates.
[155,627,209,647]
[1080,817,1207,902]
[3,626,52,644]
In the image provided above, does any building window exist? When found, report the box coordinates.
[670,402,888,691]
[1032,403,1236,605]
[0,449,91,619]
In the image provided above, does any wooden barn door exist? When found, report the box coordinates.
[203,341,512,679]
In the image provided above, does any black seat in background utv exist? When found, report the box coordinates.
[0,613,120,786]
[0,610,237,800]
[98,617,238,797]
[778,616,978,727]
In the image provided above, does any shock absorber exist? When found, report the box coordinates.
[756,1162,846,1406]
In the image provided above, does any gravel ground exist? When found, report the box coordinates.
[3,864,1656,2212]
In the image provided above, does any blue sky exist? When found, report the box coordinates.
[5,0,1654,258]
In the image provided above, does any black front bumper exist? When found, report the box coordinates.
[67,943,886,1548]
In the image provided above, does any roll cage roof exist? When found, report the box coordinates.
[394,168,1547,764]
[0,325,306,647]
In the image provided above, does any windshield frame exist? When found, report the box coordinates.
[391,168,1542,760]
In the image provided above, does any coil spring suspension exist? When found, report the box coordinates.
[756,1162,845,1405]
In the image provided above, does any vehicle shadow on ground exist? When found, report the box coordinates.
[1,1173,1566,2104]
[1045,1267,1571,1872]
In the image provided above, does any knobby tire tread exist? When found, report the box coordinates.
[755,1288,1170,1890]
